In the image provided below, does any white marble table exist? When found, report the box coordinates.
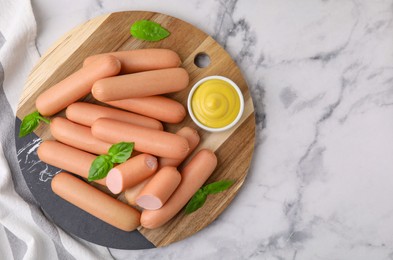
[32,0,393,259]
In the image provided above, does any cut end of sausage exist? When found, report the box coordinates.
[145,155,158,170]
[106,168,123,194]
[136,194,163,210]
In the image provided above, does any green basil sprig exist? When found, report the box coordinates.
[88,155,113,182]
[108,142,134,163]
[130,20,170,42]
[185,180,234,214]
[19,111,50,137]
[88,142,134,181]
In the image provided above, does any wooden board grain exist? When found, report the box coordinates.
[16,11,255,248]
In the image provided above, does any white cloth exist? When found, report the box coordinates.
[0,0,115,259]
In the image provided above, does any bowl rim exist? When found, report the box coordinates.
[187,75,245,132]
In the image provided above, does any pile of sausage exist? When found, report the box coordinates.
[35,49,218,231]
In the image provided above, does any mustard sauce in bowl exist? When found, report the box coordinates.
[187,76,244,132]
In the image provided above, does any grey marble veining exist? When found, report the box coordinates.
[31,0,393,259]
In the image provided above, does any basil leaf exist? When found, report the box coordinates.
[203,180,234,195]
[185,189,208,214]
[130,20,170,42]
[37,115,51,124]
[185,180,235,214]
[19,111,50,137]
[108,142,134,163]
[88,155,113,181]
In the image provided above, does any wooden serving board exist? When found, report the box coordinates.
[16,11,255,249]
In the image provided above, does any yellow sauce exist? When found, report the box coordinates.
[191,79,241,128]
